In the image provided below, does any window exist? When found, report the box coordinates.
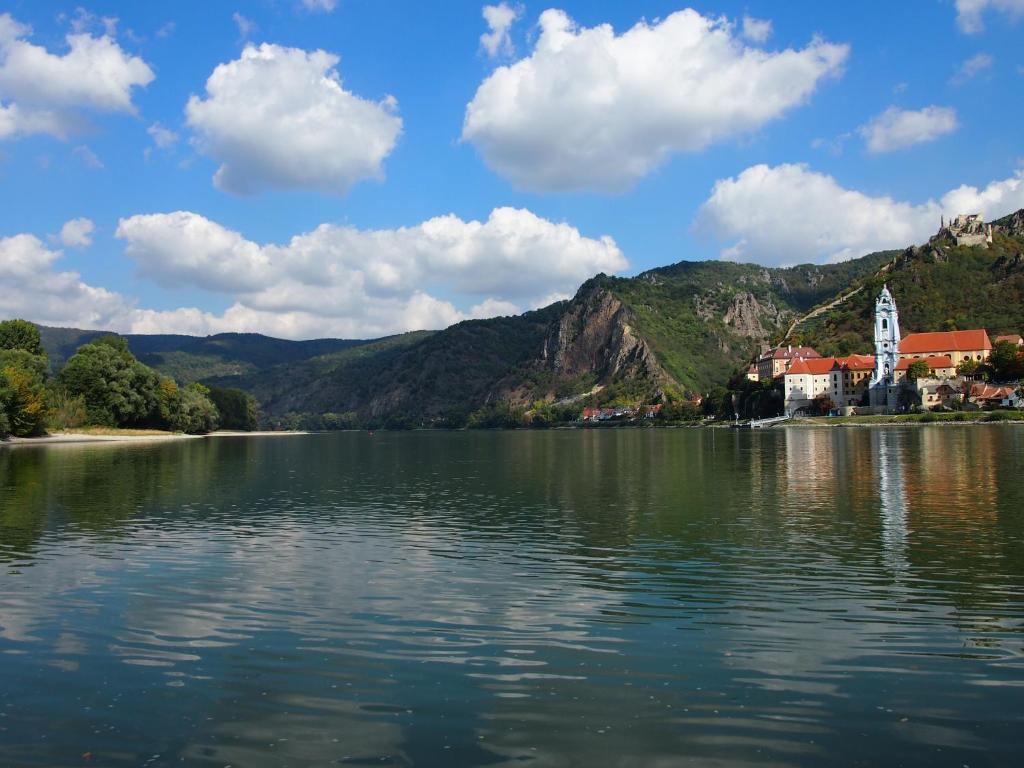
[882,318,888,330]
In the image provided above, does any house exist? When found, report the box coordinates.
[898,329,992,366]
[756,345,821,381]
[893,355,956,383]
[836,354,875,405]
[782,357,843,414]
[916,378,965,410]
[995,334,1023,348]
[746,364,759,382]
[968,383,1018,409]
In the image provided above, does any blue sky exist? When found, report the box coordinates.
[1,0,1022,338]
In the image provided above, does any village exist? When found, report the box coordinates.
[747,268,1023,417]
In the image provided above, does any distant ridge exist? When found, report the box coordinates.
[26,207,1024,428]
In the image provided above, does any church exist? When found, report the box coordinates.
[781,286,993,414]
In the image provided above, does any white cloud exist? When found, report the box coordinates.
[59,217,95,248]
[480,3,521,58]
[72,144,103,168]
[741,15,772,43]
[147,122,178,149]
[859,106,958,153]
[110,207,625,338]
[301,0,338,12]
[696,163,1024,266]
[232,12,256,40]
[951,52,994,84]
[0,12,154,141]
[4,205,623,338]
[185,43,402,195]
[955,0,1024,33]
[0,234,133,329]
[462,8,848,192]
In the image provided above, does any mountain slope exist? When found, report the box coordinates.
[38,327,385,381]
[788,217,1024,355]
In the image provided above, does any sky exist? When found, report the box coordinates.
[1,0,1023,340]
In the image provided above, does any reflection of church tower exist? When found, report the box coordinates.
[870,285,901,408]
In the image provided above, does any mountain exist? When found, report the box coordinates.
[32,208,1024,428]
[204,250,896,427]
[37,327,394,380]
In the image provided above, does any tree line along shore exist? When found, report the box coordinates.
[0,319,258,442]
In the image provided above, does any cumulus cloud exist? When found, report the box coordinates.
[111,207,624,338]
[955,0,1024,33]
[480,3,521,58]
[696,163,1024,266]
[741,16,772,43]
[951,52,994,84]
[59,217,95,248]
[462,8,848,192]
[0,234,133,329]
[185,43,402,195]
[0,12,154,141]
[859,106,958,153]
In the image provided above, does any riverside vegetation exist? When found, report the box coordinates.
[16,207,1024,431]
[0,320,258,440]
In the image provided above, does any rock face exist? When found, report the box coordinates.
[542,281,674,394]
[722,292,782,339]
[995,209,1024,238]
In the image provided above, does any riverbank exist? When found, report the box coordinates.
[1,428,309,447]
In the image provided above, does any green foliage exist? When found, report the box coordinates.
[0,319,44,356]
[57,337,161,427]
[989,340,1023,381]
[467,402,527,429]
[171,383,220,434]
[207,386,258,430]
[906,359,931,382]
[46,389,88,431]
[0,358,48,437]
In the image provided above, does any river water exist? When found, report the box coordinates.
[1,427,1023,767]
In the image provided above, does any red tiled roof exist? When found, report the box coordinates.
[837,354,875,371]
[995,334,1023,346]
[970,383,1015,400]
[899,330,991,354]
[895,355,954,371]
[766,346,821,360]
[786,357,839,375]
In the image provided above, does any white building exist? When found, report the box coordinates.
[870,285,901,408]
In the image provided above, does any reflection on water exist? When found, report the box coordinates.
[1,428,1023,767]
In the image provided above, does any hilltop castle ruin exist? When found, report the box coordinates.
[938,213,993,247]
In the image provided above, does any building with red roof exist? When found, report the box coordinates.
[898,330,992,365]
[755,345,821,381]
[893,355,956,382]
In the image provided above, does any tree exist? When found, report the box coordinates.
[171,384,220,434]
[0,319,43,356]
[0,359,48,437]
[956,358,980,377]
[988,340,1023,381]
[906,359,931,382]
[57,337,161,427]
[207,386,258,430]
[0,348,50,437]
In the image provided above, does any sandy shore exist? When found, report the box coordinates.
[2,430,309,447]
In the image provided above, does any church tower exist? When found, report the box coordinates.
[870,285,901,406]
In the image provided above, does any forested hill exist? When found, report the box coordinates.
[786,210,1024,356]
[37,326,403,381]
[29,207,1024,428]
